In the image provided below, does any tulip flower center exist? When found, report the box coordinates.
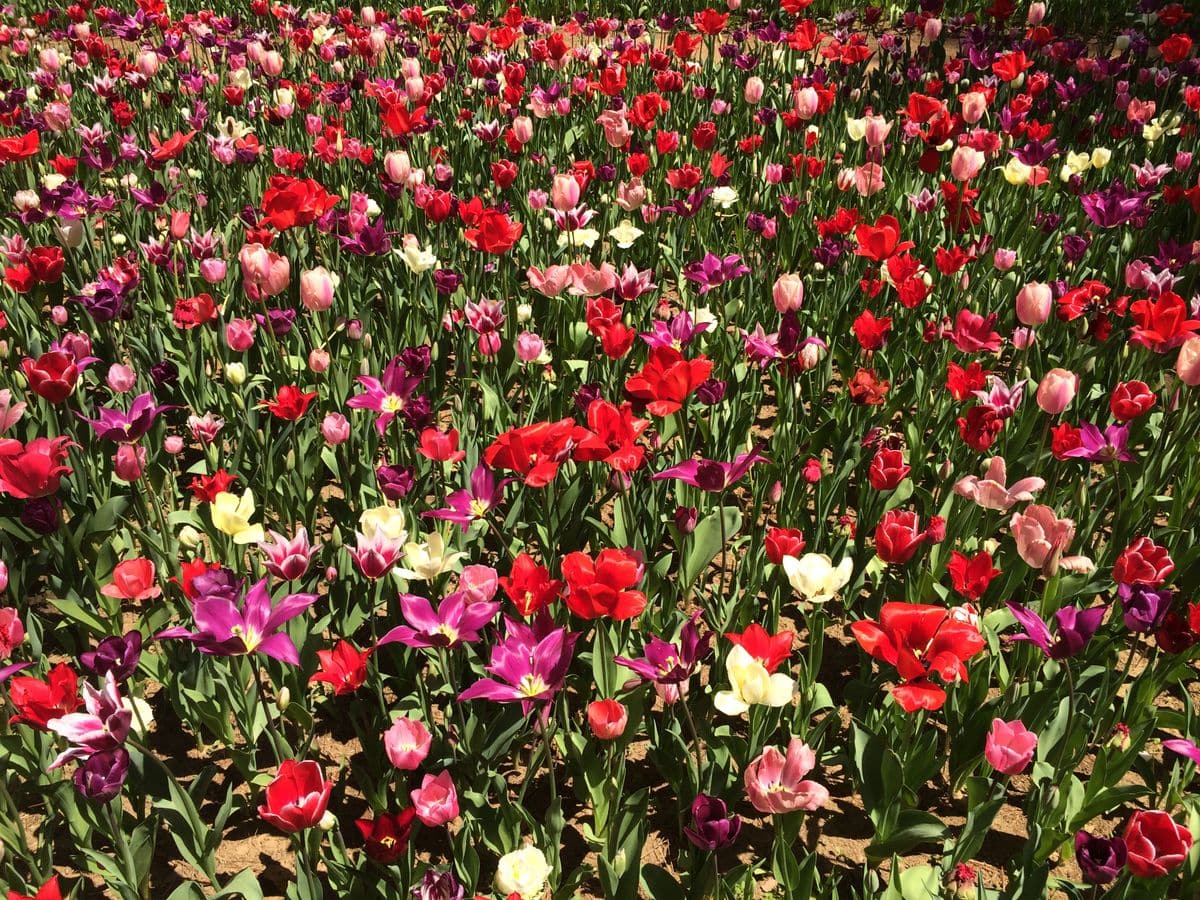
[381,394,406,413]
[517,673,549,697]
[469,499,490,517]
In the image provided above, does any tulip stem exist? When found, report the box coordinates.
[1055,663,1076,779]
[106,798,143,899]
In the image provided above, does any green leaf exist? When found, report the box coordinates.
[867,810,948,860]
[680,506,741,594]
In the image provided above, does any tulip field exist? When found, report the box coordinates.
[1,0,1200,898]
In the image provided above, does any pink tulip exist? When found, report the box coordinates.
[993,248,1017,271]
[951,145,985,181]
[410,770,459,827]
[743,76,764,104]
[793,86,819,120]
[106,364,137,394]
[199,258,227,284]
[226,318,256,352]
[1177,337,1200,387]
[113,445,147,482]
[1010,504,1077,577]
[238,243,290,300]
[300,267,337,312]
[551,174,580,212]
[384,716,431,770]
[772,273,804,313]
[516,332,544,362]
[512,115,533,144]
[744,738,829,815]
[321,413,350,445]
[954,456,1045,512]
[985,718,1037,775]
[863,115,892,148]
[459,565,499,604]
[959,92,988,124]
[1036,368,1080,414]
[383,151,412,185]
[1016,282,1052,326]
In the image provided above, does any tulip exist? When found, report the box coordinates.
[744,738,829,814]
[299,267,338,312]
[951,145,985,181]
[238,243,290,300]
[258,759,333,833]
[1124,810,1193,878]
[714,644,794,716]
[772,272,804,312]
[210,490,265,545]
[587,699,628,740]
[410,770,459,827]
[384,716,432,770]
[1177,337,1200,387]
[984,718,1037,775]
[782,553,852,604]
[495,846,552,900]
[1036,368,1079,414]
[1009,504,1082,577]
[1016,282,1052,326]
[320,413,350,445]
[225,318,256,352]
[793,86,819,120]
[1074,832,1126,884]
[551,173,580,212]
[744,76,764,104]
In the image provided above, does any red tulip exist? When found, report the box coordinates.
[21,351,79,404]
[562,548,646,621]
[587,699,629,740]
[1124,810,1193,878]
[8,663,81,729]
[765,527,805,566]
[258,759,333,833]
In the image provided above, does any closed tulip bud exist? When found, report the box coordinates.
[226,318,255,351]
[516,303,533,323]
[1174,151,1192,172]
[793,86,819,120]
[1177,337,1200,387]
[309,348,331,373]
[1012,327,1036,349]
[1028,2,1046,24]
[113,445,147,482]
[277,687,290,711]
[515,331,545,363]
[674,506,698,534]
[1036,368,1079,414]
[261,51,283,77]
[864,115,892,148]
[225,362,247,385]
[772,273,804,312]
[551,173,580,211]
[321,413,350,445]
[51,305,69,325]
[383,150,411,185]
[164,435,184,454]
[57,218,84,247]
[1016,281,1052,326]
[993,248,1017,271]
[924,17,942,41]
[744,76,764,104]
[951,145,985,181]
[199,257,227,284]
[587,699,628,740]
[300,267,338,312]
[512,115,533,144]
[178,525,202,547]
[106,363,137,393]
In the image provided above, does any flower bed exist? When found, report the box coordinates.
[0,1,1198,899]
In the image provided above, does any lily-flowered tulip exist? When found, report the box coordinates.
[781,553,853,604]
[954,456,1045,511]
[377,591,499,649]
[744,738,829,814]
[396,531,466,581]
[46,671,131,769]
[459,615,578,715]
[210,490,265,545]
[259,528,319,581]
[158,578,317,666]
[713,644,794,716]
[1006,601,1105,659]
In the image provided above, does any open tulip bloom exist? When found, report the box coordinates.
[3,3,1200,897]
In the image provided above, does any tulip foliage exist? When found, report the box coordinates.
[1,1,1200,899]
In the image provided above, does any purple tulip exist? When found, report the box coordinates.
[80,631,143,683]
[377,592,500,650]
[684,794,741,850]
[1074,831,1126,884]
[76,392,174,443]
[1118,583,1172,634]
[458,614,578,715]
[75,747,131,804]
[1006,601,1105,660]
[652,443,769,493]
[615,611,711,686]
[158,578,317,666]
